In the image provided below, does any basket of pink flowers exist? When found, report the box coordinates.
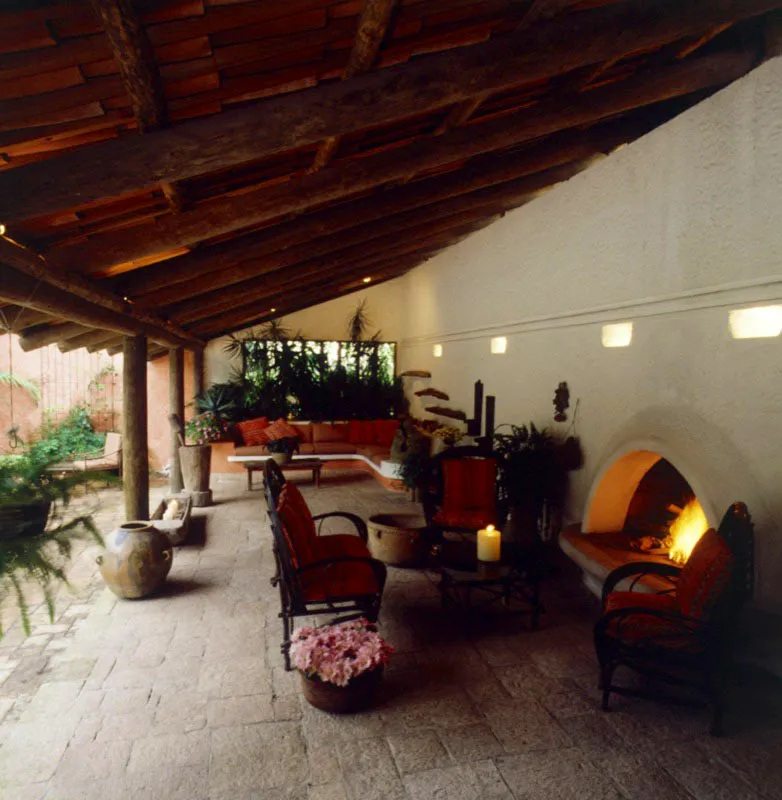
[290,618,394,714]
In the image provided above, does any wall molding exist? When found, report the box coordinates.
[399,275,782,348]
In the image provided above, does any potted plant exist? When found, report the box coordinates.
[290,618,394,713]
[0,445,107,635]
[266,436,299,466]
[176,412,227,507]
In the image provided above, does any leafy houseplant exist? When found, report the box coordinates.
[184,411,227,445]
[0,443,109,635]
[290,618,394,713]
[266,436,299,466]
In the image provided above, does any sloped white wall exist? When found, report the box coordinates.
[397,58,782,611]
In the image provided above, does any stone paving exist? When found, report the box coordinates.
[1,471,782,799]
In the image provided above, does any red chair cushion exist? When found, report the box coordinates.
[603,591,697,648]
[676,528,734,620]
[373,420,400,447]
[300,561,380,602]
[312,534,371,561]
[234,416,269,446]
[265,418,301,442]
[438,457,497,530]
[348,420,374,444]
[276,483,317,567]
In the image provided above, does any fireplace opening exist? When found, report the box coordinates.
[561,450,712,596]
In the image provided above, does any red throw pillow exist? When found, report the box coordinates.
[235,417,269,446]
[265,418,301,442]
[373,420,399,447]
[348,420,373,444]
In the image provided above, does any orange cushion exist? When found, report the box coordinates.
[277,483,317,567]
[373,420,399,447]
[265,418,301,442]
[300,561,380,602]
[348,420,373,444]
[605,591,677,615]
[235,417,269,446]
[604,591,696,648]
[312,423,348,443]
[441,457,497,522]
[433,508,495,530]
[291,424,313,444]
[676,528,733,620]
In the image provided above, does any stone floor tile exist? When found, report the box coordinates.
[403,762,513,800]
[438,723,505,762]
[387,730,452,774]
[481,696,571,753]
[496,749,625,799]
[95,708,156,742]
[206,694,275,727]
[274,695,303,721]
[307,743,343,786]
[5,783,48,800]
[128,729,210,771]
[592,748,696,800]
[0,720,74,785]
[209,722,308,796]
[336,737,406,800]
[308,783,349,800]
[101,687,152,715]
[50,737,132,786]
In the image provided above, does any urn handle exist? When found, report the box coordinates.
[95,555,103,566]
[162,550,171,561]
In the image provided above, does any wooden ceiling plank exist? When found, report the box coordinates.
[18,321,94,352]
[59,328,123,353]
[2,0,777,222]
[0,236,202,349]
[48,48,756,274]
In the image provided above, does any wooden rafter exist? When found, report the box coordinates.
[1,0,777,223]
[310,0,397,172]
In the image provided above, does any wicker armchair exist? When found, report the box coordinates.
[47,432,122,476]
[594,502,754,735]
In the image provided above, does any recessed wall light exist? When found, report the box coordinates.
[602,322,633,348]
[433,344,443,358]
[0,224,6,236]
[270,308,276,313]
[362,277,372,284]
[729,306,782,339]
[490,336,507,354]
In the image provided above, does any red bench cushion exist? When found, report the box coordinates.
[300,561,380,602]
[676,528,733,620]
[373,420,399,447]
[266,418,301,442]
[348,420,373,444]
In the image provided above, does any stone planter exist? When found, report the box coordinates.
[179,444,212,507]
[299,668,383,714]
[97,521,173,599]
[271,452,292,466]
[0,500,50,539]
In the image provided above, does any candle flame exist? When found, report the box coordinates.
[487,524,495,532]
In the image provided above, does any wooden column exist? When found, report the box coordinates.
[123,335,149,520]
[169,347,184,493]
[192,348,204,402]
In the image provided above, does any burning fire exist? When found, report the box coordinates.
[667,498,708,564]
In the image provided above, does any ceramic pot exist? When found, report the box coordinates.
[300,668,383,714]
[271,452,292,466]
[97,521,173,599]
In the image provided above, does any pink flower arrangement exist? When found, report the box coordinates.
[184,412,228,445]
[290,619,394,687]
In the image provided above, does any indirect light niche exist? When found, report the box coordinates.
[491,336,507,354]
[729,306,782,339]
[602,322,633,348]
[433,344,443,358]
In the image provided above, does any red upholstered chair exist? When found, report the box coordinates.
[421,446,500,538]
[263,461,387,670]
[594,502,754,735]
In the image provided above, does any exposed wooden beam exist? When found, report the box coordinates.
[151,161,584,313]
[310,0,397,171]
[19,322,93,352]
[2,0,777,221]
[59,329,120,353]
[515,0,571,32]
[0,262,200,348]
[89,0,185,213]
[434,96,486,136]
[0,236,203,349]
[113,124,623,299]
[50,50,753,274]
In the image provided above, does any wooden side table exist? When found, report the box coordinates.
[244,458,324,491]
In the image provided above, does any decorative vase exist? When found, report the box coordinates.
[179,444,213,507]
[0,500,51,539]
[299,668,383,714]
[97,521,173,599]
[271,452,292,466]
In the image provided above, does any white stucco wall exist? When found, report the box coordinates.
[204,281,406,384]
[397,58,782,611]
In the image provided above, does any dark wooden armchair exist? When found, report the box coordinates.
[263,460,387,670]
[594,502,754,735]
[421,446,501,539]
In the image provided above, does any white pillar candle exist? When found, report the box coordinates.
[477,524,501,562]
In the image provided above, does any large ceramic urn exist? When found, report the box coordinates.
[179,444,213,507]
[97,521,173,599]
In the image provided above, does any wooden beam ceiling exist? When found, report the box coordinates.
[47,49,754,275]
[1,0,777,223]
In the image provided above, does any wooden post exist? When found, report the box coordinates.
[169,347,184,493]
[192,347,204,402]
[123,335,149,520]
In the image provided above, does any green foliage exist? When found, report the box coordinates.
[193,383,241,422]
[0,371,41,404]
[34,404,105,464]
